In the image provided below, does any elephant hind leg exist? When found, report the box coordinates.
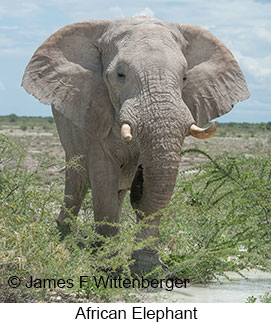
[57,165,89,239]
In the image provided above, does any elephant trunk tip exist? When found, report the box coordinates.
[189,121,217,139]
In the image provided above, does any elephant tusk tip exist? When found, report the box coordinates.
[123,134,133,143]
[189,121,217,139]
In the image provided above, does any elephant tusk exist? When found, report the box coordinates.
[189,121,217,139]
[121,123,133,143]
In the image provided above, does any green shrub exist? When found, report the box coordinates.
[259,292,271,303]
[1,136,271,302]
[266,122,271,131]
[246,295,257,303]
[8,114,17,123]
[160,149,271,283]
[47,117,54,124]
[20,124,27,131]
[0,135,147,302]
[246,292,271,303]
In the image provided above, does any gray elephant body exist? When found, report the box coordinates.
[52,103,140,235]
[22,17,249,272]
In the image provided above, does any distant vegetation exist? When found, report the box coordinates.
[0,114,54,124]
[1,113,271,135]
[0,114,55,132]
[216,122,271,137]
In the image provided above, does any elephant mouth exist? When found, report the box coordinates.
[130,164,144,215]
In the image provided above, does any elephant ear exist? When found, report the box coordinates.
[172,23,250,127]
[22,20,113,138]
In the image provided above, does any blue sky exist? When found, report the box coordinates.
[0,0,270,122]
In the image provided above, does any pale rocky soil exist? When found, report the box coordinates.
[1,124,270,174]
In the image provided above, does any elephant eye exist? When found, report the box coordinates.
[183,75,187,81]
[117,72,126,79]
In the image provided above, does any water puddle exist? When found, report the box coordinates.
[151,270,271,303]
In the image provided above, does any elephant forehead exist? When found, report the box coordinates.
[99,17,188,74]
[101,17,180,48]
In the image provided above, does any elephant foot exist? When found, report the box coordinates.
[130,248,165,274]
[56,218,104,250]
[97,264,123,277]
[56,219,71,241]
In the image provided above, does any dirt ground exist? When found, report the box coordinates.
[1,123,270,174]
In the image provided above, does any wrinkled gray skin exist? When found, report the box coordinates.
[22,17,249,272]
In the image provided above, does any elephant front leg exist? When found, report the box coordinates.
[130,216,163,274]
[130,166,163,273]
[88,155,122,238]
[57,162,88,239]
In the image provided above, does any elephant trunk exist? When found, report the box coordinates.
[121,98,195,218]
[131,160,180,217]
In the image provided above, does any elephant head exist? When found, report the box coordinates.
[22,17,249,226]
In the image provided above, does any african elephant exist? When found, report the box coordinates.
[22,17,249,272]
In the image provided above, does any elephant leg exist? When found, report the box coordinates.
[57,165,88,238]
[88,153,121,238]
[129,166,163,273]
[118,189,127,215]
[130,216,163,274]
